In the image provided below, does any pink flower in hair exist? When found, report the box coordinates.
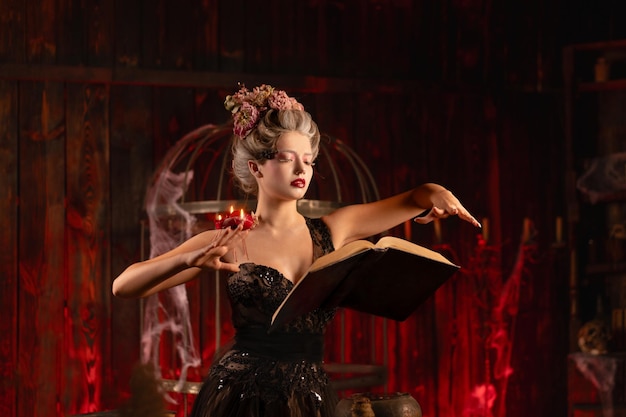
[250,85,274,107]
[225,84,304,138]
[289,98,304,111]
[233,102,259,138]
[268,90,293,110]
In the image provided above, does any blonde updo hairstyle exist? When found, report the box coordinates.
[231,109,320,195]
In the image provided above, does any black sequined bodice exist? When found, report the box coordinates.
[226,217,335,333]
[192,217,338,416]
[227,262,335,333]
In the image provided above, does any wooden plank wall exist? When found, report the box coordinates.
[0,80,19,417]
[0,0,610,416]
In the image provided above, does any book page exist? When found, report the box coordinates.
[375,236,457,266]
[307,239,376,273]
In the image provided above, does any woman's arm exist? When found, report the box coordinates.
[322,183,480,248]
[112,227,247,298]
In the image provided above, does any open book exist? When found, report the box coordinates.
[269,236,460,332]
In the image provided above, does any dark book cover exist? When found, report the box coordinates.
[270,238,460,332]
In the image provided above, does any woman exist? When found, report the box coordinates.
[112,84,480,417]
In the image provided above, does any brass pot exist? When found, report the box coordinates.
[335,392,422,417]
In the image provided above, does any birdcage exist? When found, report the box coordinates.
[141,123,387,412]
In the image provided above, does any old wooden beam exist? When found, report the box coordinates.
[0,63,425,93]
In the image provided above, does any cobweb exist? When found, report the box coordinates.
[141,167,201,398]
[577,152,626,203]
[570,353,617,417]
[137,124,235,404]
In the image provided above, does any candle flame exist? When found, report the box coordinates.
[240,209,244,218]
[229,205,234,214]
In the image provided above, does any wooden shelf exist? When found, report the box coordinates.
[569,39,626,52]
[578,79,626,91]
[586,262,626,276]
[566,38,626,417]
[571,403,626,410]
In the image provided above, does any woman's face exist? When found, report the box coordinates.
[256,131,314,201]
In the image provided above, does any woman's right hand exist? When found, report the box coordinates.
[184,226,248,273]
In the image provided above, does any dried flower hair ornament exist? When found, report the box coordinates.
[224,84,304,139]
[256,150,277,160]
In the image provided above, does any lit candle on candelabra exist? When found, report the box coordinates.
[522,218,532,243]
[482,217,489,243]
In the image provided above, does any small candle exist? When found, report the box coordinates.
[482,217,489,243]
[434,219,442,244]
[570,250,577,287]
[522,218,531,242]
[556,216,563,243]
[214,207,257,230]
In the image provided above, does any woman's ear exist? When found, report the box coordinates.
[248,160,263,178]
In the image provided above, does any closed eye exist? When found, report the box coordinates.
[278,158,314,167]
[276,150,314,166]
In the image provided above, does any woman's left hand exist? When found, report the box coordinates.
[413,189,481,228]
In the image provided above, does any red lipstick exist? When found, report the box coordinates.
[291,179,306,188]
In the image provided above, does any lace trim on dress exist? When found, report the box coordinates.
[305,217,335,259]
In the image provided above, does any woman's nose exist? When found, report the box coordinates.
[294,159,306,174]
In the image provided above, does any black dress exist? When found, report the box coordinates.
[190,217,338,417]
